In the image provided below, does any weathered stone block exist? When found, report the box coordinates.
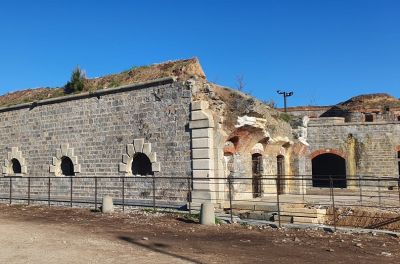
[191,128,213,138]
[142,143,151,156]
[126,144,135,156]
[192,138,211,149]
[192,149,211,159]
[134,138,144,153]
[191,101,209,111]
[192,159,214,170]
[152,162,161,172]
[191,110,208,121]
[189,119,214,129]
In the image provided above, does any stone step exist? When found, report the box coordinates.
[273,215,293,223]
[292,216,323,224]
[280,207,326,218]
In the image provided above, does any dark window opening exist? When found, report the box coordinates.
[312,153,346,188]
[132,153,153,176]
[252,153,262,198]
[397,116,400,121]
[11,159,21,174]
[365,114,373,122]
[61,156,75,176]
[398,151,400,159]
[277,155,285,194]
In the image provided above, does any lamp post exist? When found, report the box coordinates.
[277,90,293,112]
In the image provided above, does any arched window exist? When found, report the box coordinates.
[61,156,75,176]
[132,153,153,176]
[11,159,22,174]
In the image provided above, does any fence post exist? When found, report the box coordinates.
[228,177,233,224]
[48,177,51,207]
[9,177,12,205]
[122,177,125,212]
[275,178,281,228]
[329,176,337,232]
[27,177,31,206]
[358,175,362,205]
[70,177,73,207]
[398,177,400,207]
[187,177,192,215]
[94,177,98,211]
[378,178,382,208]
[301,174,305,202]
[152,175,156,211]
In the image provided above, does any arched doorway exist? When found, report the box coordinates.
[11,159,22,174]
[132,153,153,176]
[276,155,285,194]
[252,153,262,198]
[312,153,346,188]
[61,156,75,176]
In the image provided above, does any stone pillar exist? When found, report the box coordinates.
[189,101,217,207]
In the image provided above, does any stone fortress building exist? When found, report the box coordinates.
[0,58,399,207]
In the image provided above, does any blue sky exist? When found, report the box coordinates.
[0,0,399,107]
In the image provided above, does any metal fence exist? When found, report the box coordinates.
[0,175,399,231]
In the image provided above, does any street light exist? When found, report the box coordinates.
[277,90,293,112]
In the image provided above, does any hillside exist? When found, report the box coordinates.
[0,58,205,107]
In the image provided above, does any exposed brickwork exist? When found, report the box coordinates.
[309,149,346,159]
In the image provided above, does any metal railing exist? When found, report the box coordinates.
[0,175,399,231]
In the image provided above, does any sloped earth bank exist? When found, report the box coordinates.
[0,204,399,264]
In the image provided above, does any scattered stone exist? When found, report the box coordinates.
[294,237,301,242]
[142,237,149,241]
[355,243,363,248]
[327,248,334,252]
[381,252,392,257]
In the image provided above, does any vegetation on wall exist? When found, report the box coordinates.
[64,66,86,94]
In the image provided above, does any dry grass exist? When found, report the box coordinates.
[0,58,204,108]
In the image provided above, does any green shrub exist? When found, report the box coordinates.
[64,66,86,94]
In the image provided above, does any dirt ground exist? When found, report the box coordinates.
[0,204,399,264]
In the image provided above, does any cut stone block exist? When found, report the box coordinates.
[192,159,214,170]
[152,162,160,172]
[192,149,211,159]
[119,163,128,172]
[122,154,130,164]
[134,138,144,153]
[49,165,56,173]
[142,143,151,156]
[56,149,63,159]
[200,203,215,225]
[102,196,114,213]
[192,138,211,149]
[191,128,213,138]
[193,170,213,178]
[191,110,209,121]
[149,152,157,163]
[61,144,69,156]
[74,164,81,173]
[189,119,214,129]
[191,101,209,111]
[126,144,134,156]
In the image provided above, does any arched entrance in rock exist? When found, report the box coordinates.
[252,153,262,198]
[312,153,346,188]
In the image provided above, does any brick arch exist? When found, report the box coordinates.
[310,149,346,160]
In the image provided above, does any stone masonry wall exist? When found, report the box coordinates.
[0,78,192,203]
[307,119,400,178]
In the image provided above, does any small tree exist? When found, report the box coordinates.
[64,66,86,94]
[235,74,245,91]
